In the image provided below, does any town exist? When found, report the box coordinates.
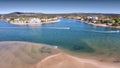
[66,14,120,28]
[0,13,60,25]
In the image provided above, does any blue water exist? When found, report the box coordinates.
[0,18,120,54]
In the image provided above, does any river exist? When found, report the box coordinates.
[0,18,120,55]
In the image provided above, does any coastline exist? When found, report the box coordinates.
[9,19,60,25]
[37,53,120,68]
[67,18,120,29]
[0,41,119,68]
[82,21,120,29]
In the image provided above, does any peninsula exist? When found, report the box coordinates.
[0,12,60,25]
[63,13,120,29]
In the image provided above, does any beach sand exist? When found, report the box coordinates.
[37,53,120,68]
[83,21,120,29]
[9,19,60,26]
[0,41,119,68]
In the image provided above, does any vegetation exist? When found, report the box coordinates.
[61,13,120,27]
[0,12,120,27]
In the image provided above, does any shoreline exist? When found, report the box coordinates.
[0,41,120,68]
[37,53,120,68]
[82,20,120,29]
[9,19,60,26]
[66,18,120,29]
[58,46,120,64]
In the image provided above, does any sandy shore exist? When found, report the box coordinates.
[42,19,60,24]
[9,19,60,26]
[37,53,120,68]
[0,41,60,68]
[0,41,119,68]
[78,20,120,29]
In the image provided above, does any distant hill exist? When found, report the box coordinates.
[8,12,44,15]
[1,12,120,17]
[1,12,44,18]
[0,12,120,20]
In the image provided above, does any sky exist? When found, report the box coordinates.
[0,0,120,14]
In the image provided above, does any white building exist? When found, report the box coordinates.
[27,18,41,23]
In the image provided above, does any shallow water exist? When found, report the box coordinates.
[0,18,120,55]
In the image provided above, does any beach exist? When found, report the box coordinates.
[37,53,120,68]
[0,41,119,68]
[9,19,60,25]
[83,21,120,29]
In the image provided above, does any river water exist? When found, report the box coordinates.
[0,18,120,55]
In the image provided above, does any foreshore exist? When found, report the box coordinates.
[0,41,119,68]
[67,18,115,28]
[9,19,60,25]
[82,21,120,29]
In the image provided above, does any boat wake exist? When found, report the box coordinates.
[43,27,70,30]
[91,30,120,33]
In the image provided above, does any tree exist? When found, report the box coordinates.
[109,19,115,24]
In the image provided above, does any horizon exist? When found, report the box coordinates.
[1,11,120,15]
[0,0,120,14]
